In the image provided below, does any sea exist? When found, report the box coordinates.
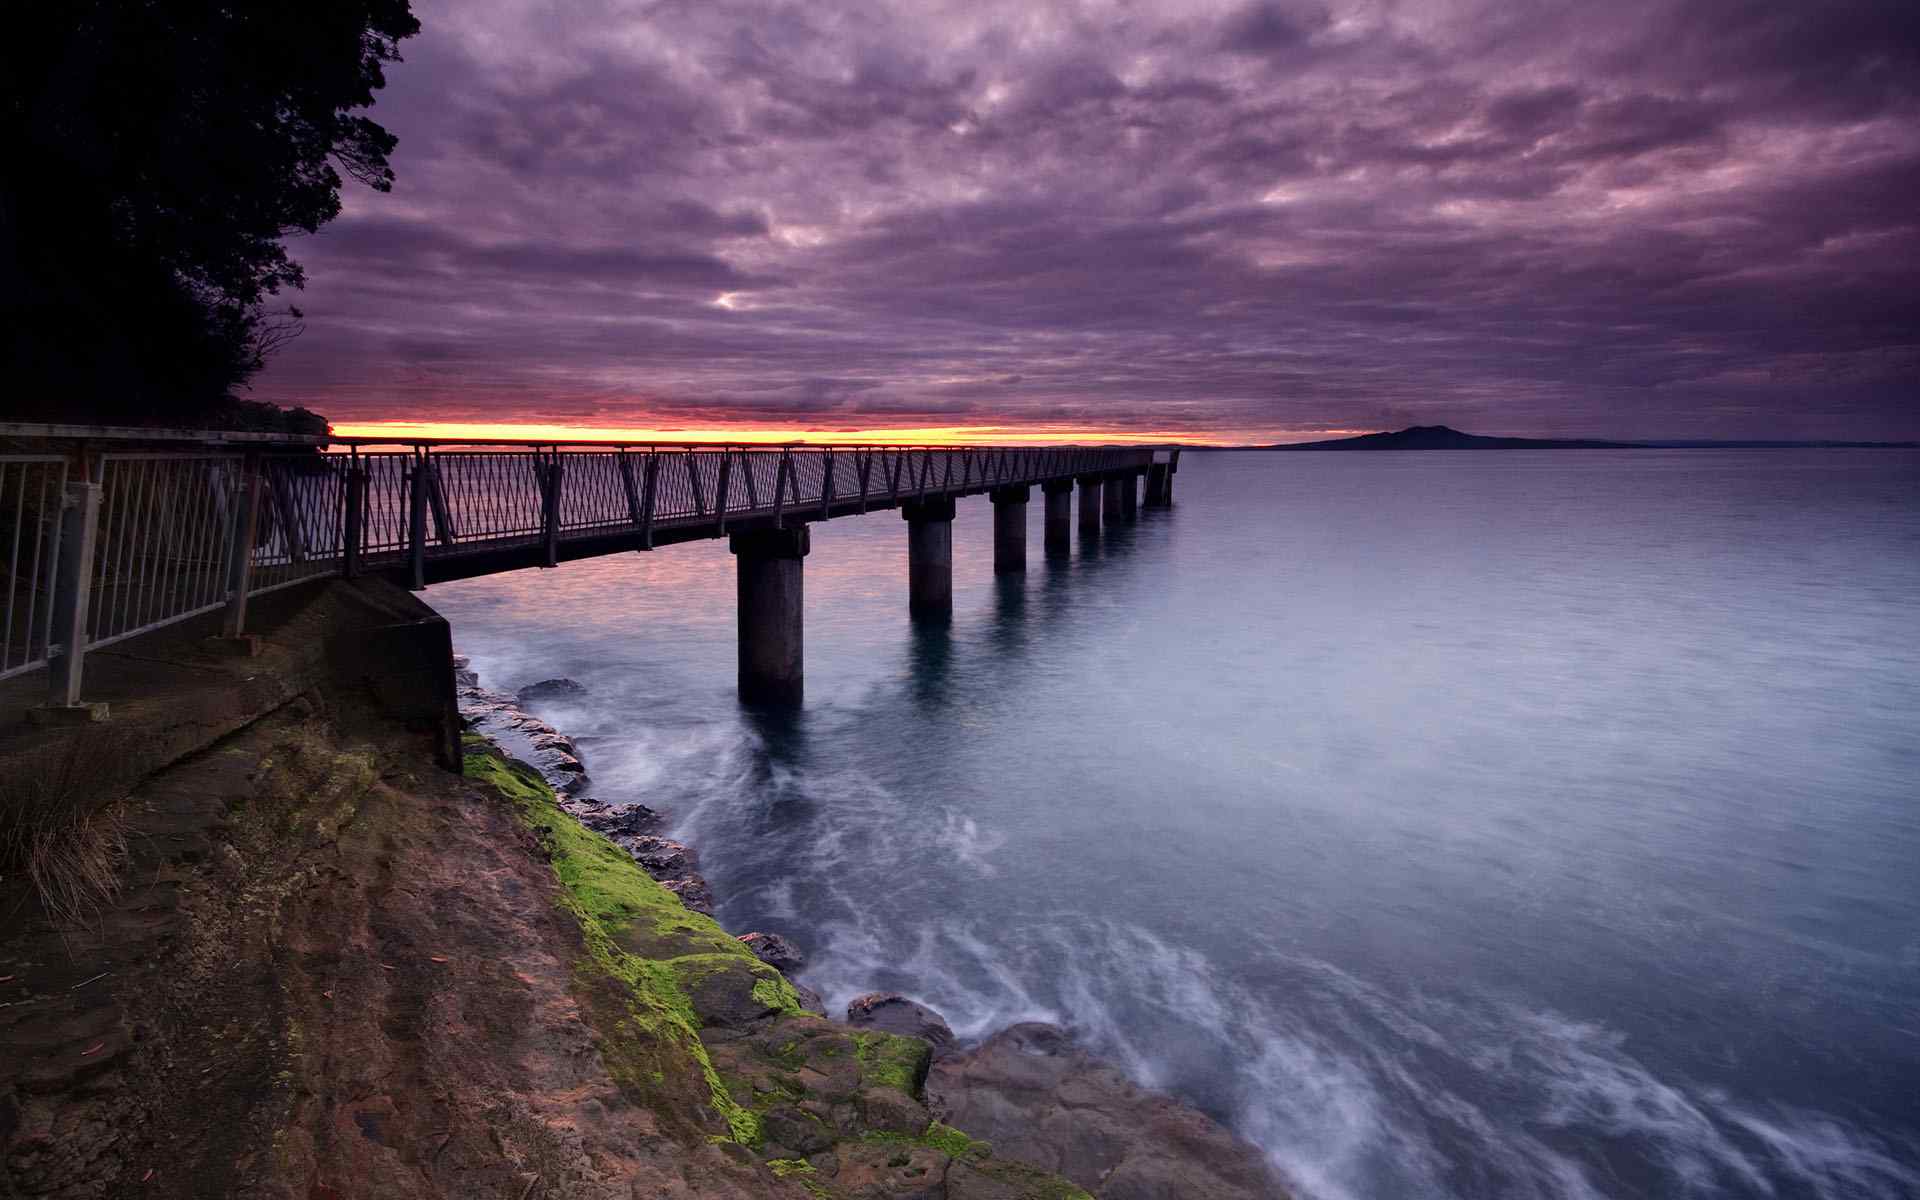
[431,449,1920,1200]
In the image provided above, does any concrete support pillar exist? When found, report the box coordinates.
[1077,477,1103,535]
[990,485,1029,574]
[903,495,956,621]
[1119,472,1139,519]
[1103,476,1123,520]
[1144,463,1171,508]
[1042,480,1073,557]
[731,526,809,706]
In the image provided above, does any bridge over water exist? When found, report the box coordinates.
[2,425,1180,709]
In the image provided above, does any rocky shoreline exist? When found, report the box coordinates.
[455,657,1290,1200]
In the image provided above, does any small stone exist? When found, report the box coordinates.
[791,981,827,1016]
[618,835,693,878]
[516,678,587,706]
[845,993,956,1056]
[736,932,804,973]
[659,877,715,915]
[527,731,579,758]
[579,805,659,838]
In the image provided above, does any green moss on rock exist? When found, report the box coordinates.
[465,736,1096,1200]
[952,1157,1096,1200]
[922,1122,988,1159]
[462,737,796,1146]
[853,1030,931,1094]
[860,1122,986,1160]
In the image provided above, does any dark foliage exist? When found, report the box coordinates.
[0,1,418,428]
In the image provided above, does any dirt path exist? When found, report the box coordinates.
[4,698,781,1197]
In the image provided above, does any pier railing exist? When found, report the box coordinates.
[0,428,1162,706]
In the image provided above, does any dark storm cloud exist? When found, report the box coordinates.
[254,0,1920,440]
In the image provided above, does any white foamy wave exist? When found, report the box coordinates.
[1727,1108,1920,1199]
[782,903,1920,1200]
[936,810,1007,877]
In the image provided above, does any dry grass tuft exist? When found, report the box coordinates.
[0,733,131,927]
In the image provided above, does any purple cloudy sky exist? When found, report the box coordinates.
[252,0,1920,442]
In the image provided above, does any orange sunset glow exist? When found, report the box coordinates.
[327,420,1326,447]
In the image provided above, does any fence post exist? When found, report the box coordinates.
[44,480,103,712]
[686,451,706,518]
[426,459,457,545]
[542,452,563,567]
[221,458,263,637]
[408,452,430,590]
[343,464,367,578]
[772,448,790,528]
[617,451,643,528]
[640,452,659,550]
[739,449,759,509]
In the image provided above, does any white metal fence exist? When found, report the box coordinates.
[0,433,1167,708]
[1,456,70,679]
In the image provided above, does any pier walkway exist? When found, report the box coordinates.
[2,426,1180,708]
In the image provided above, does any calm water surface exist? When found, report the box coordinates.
[434,450,1920,1200]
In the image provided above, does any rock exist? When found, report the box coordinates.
[681,959,787,1028]
[855,1086,930,1134]
[828,1142,949,1200]
[659,876,715,915]
[451,655,479,687]
[845,993,956,1057]
[618,834,694,878]
[516,678,586,707]
[791,981,827,1016]
[576,804,659,838]
[596,829,716,914]
[926,1023,1288,1200]
[761,1104,835,1155]
[457,687,517,720]
[736,932,804,973]
[527,731,579,758]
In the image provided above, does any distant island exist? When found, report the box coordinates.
[1264,425,1639,450]
[1260,425,1916,450]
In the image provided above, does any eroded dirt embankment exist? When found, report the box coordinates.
[1,581,1094,1200]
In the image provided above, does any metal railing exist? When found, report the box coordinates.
[1,456,70,679]
[336,443,1147,583]
[0,430,1165,709]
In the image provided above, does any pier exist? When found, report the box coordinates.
[1,425,1179,711]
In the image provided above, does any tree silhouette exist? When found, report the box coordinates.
[1,2,419,429]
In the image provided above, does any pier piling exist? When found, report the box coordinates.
[1042,480,1073,557]
[731,526,809,706]
[1078,477,1103,536]
[990,485,1029,573]
[1144,463,1171,508]
[903,496,956,621]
